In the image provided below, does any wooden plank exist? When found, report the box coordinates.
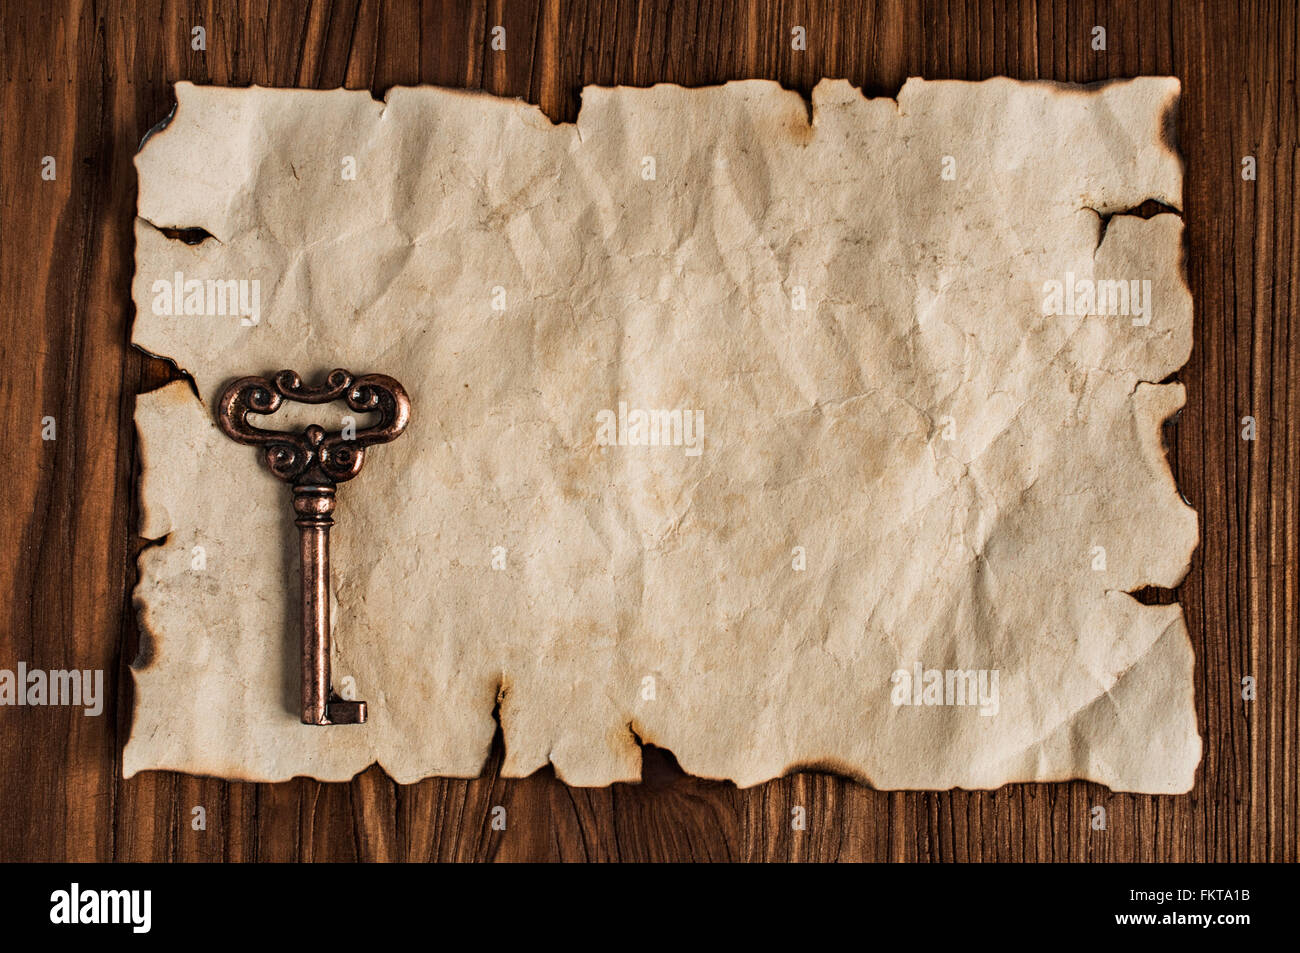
[0,0,1293,862]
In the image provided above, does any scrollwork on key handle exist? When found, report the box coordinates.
[216,369,411,725]
[217,368,410,486]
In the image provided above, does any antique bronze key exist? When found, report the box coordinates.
[217,369,410,725]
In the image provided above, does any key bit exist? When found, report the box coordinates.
[216,368,411,725]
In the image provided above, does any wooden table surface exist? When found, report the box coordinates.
[1,0,1295,862]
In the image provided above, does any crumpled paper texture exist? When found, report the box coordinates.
[128,77,1199,791]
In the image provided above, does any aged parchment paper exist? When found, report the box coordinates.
[128,78,1199,791]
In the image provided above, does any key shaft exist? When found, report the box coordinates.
[294,484,364,724]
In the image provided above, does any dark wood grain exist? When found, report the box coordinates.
[1,0,1294,862]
